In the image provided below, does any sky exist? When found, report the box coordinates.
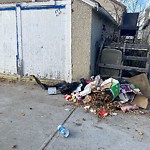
[118,0,150,12]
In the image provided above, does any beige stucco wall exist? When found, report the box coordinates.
[71,0,117,81]
[71,0,92,81]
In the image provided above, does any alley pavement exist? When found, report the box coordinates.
[0,82,150,150]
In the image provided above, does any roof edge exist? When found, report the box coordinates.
[81,0,118,25]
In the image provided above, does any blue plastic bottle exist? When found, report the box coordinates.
[57,125,69,138]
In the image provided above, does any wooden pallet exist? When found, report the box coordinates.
[98,43,150,80]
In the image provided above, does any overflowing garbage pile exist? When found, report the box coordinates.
[63,75,148,118]
[33,74,149,118]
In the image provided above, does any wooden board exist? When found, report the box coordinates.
[99,63,148,72]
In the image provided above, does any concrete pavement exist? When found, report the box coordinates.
[45,108,150,150]
[0,82,150,150]
[0,82,74,150]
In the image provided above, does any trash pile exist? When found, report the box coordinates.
[63,75,149,118]
[33,74,149,118]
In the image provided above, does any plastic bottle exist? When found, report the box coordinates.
[57,125,69,138]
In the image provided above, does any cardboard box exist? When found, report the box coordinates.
[127,73,150,98]
[132,95,148,109]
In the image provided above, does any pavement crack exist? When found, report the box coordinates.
[39,107,77,150]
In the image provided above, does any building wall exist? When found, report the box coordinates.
[90,10,103,75]
[90,9,117,75]
[142,25,150,44]
[142,7,150,44]
[148,27,150,44]
[0,0,49,3]
[0,1,72,82]
[71,0,117,80]
[71,0,92,81]
[0,0,117,82]
[0,0,31,3]
[0,9,17,74]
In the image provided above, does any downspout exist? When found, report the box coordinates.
[15,6,19,75]
[15,4,23,80]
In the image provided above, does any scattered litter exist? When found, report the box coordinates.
[139,132,144,135]
[32,75,80,94]
[127,73,150,98]
[73,122,82,126]
[119,83,139,104]
[120,83,141,95]
[121,105,139,113]
[64,94,72,101]
[119,93,130,103]
[90,108,96,114]
[94,75,101,86]
[48,87,57,95]
[20,112,25,116]
[101,78,120,100]
[111,112,118,116]
[58,125,69,138]
[98,147,105,150]
[132,95,148,109]
[93,124,103,130]
[12,145,17,148]
[139,110,145,115]
[65,108,71,111]
[79,88,91,97]
[84,105,90,110]
[61,74,150,118]
[74,84,83,92]
[119,85,136,104]
[32,75,49,90]
[82,118,86,121]
[99,110,108,117]
[80,78,87,90]
[33,73,149,119]
[135,129,144,136]
[84,95,92,103]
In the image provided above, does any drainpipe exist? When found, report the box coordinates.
[16,4,23,80]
